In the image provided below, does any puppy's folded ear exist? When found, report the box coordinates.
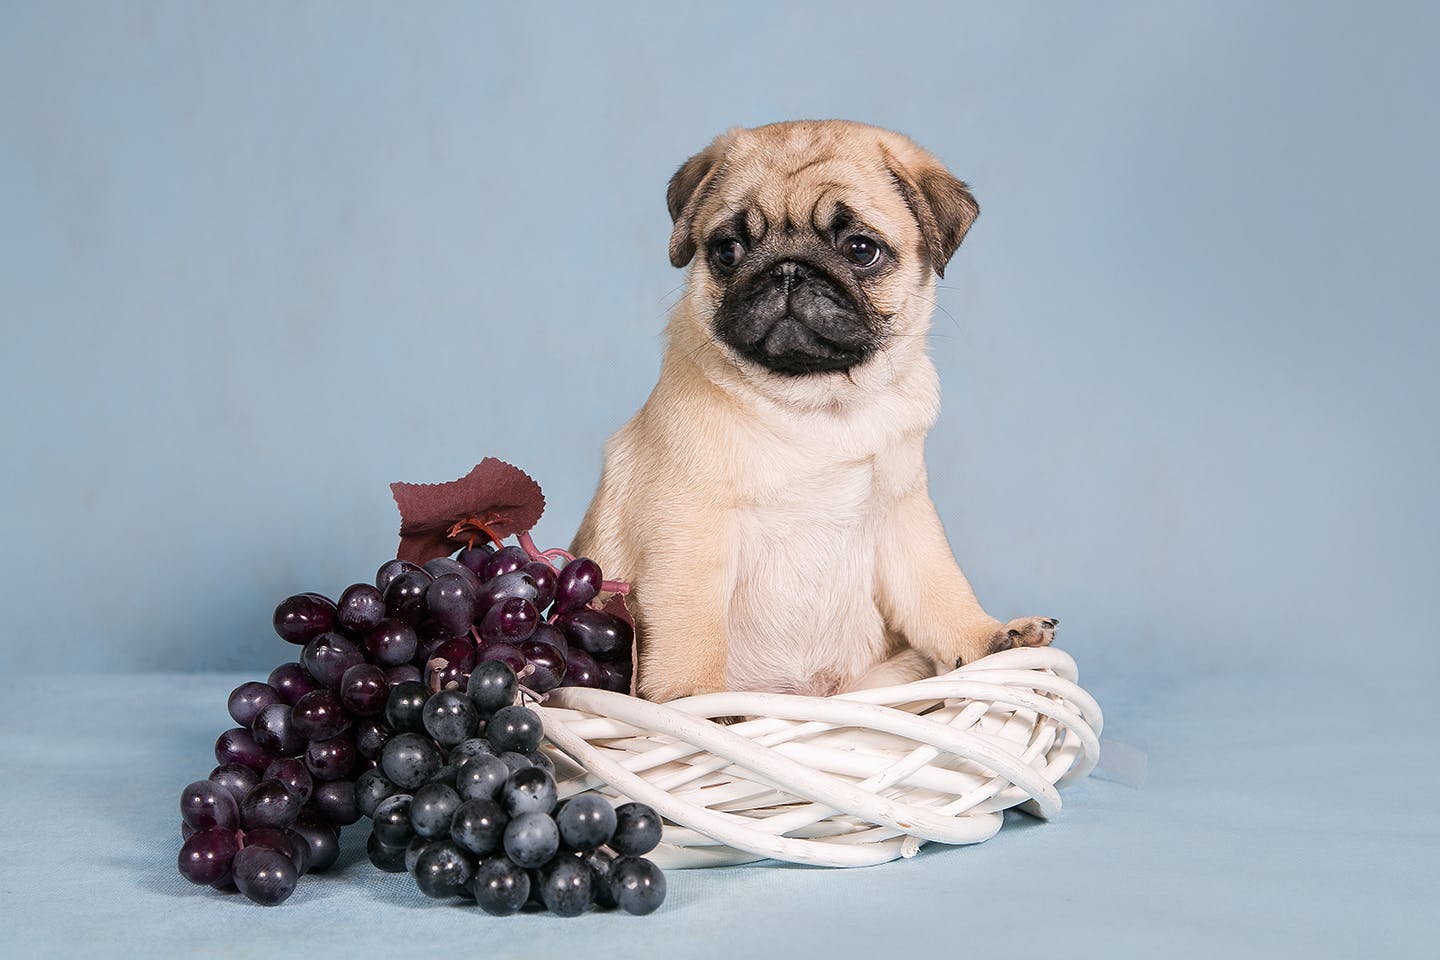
[666,134,732,268]
[884,150,979,279]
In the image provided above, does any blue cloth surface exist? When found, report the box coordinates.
[3,662,1433,959]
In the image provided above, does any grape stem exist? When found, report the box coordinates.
[517,531,631,595]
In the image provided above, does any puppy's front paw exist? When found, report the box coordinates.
[986,616,1058,655]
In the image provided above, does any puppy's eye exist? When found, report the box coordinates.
[841,236,881,268]
[712,238,746,270]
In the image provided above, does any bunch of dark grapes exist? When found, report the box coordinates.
[366,660,666,916]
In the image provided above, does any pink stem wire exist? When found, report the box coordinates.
[516,531,631,596]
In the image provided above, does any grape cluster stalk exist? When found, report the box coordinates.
[176,536,664,914]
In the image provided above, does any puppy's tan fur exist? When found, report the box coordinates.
[573,120,1055,701]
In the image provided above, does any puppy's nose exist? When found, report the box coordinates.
[771,260,813,282]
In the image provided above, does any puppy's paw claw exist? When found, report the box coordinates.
[988,616,1058,655]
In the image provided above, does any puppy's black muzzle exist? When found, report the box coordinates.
[716,258,876,376]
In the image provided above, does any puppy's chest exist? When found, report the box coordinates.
[722,458,894,694]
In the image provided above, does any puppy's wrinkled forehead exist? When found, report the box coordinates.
[698,130,914,244]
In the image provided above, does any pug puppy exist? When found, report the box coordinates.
[572,120,1056,702]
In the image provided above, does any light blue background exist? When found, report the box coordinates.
[2,2,1436,957]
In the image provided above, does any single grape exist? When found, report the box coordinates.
[273,594,338,645]
[242,827,303,875]
[520,640,566,694]
[487,705,543,754]
[405,835,431,873]
[561,648,601,689]
[371,793,415,846]
[355,767,399,818]
[240,779,301,830]
[413,841,476,899]
[610,802,663,856]
[469,854,529,916]
[422,689,480,747]
[304,733,357,781]
[427,573,477,639]
[425,638,477,691]
[227,681,281,728]
[478,545,529,584]
[473,571,539,620]
[366,831,409,873]
[364,618,418,667]
[385,681,430,734]
[582,847,618,908]
[180,779,239,831]
[302,632,365,690]
[282,829,313,875]
[383,569,432,626]
[263,757,313,805]
[596,660,632,694]
[501,766,557,817]
[498,751,533,775]
[251,703,305,755]
[526,750,555,776]
[215,727,275,774]
[555,794,617,852]
[290,814,340,873]
[466,659,518,717]
[455,754,509,803]
[385,664,422,687]
[336,582,386,634]
[208,763,259,806]
[478,596,539,645]
[340,663,389,716]
[425,556,481,590]
[380,732,443,790]
[428,763,460,788]
[409,783,463,840]
[375,558,422,593]
[554,558,602,613]
[609,856,666,915]
[456,544,496,576]
[178,826,239,885]
[475,641,526,675]
[309,778,360,825]
[522,561,559,611]
[555,608,632,659]
[448,737,495,764]
[267,662,319,706]
[540,856,594,917]
[528,621,567,654]
[291,688,350,741]
[450,797,507,856]
[503,810,559,868]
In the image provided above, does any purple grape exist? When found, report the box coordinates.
[302,632,365,689]
[340,663,389,716]
[289,814,340,873]
[371,794,415,846]
[503,810,559,868]
[354,719,391,760]
[427,573,477,638]
[556,793,617,852]
[428,637,477,675]
[385,663,422,686]
[422,690,480,747]
[305,733,357,781]
[385,681,430,734]
[410,783,463,840]
[522,561,559,610]
[610,856,666,915]
[273,593,338,645]
[486,705,543,754]
[227,682,281,728]
[250,703,306,755]
[466,659,518,716]
[178,826,239,885]
[208,763,260,806]
[583,847,618,908]
[309,778,360,825]
[232,845,298,905]
[242,827,304,875]
[499,751,533,775]
[383,569,432,626]
[263,757,313,805]
[450,797,507,855]
[291,688,350,741]
[424,556,481,592]
[556,608,632,659]
[478,596,539,645]
[381,732,443,790]
[336,582,386,634]
[365,618,418,667]
[240,779,301,830]
[597,660,632,694]
[180,780,239,830]
[561,648,601,689]
[367,831,409,872]
[478,545,529,583]
[554,558,602,613]
[501,766,557,817]
[429,661,470,693]
[457,544,496,575]
[520,640,566,693]
[470,854,530,916]
[414,840,476,899]
[267,662,319,706]
[611,802,663,856]
[215,728,275,773]
[475,641,526,675]
[455,754,509,803]
[375,558,422,593]
[473,571,539,619]
[356,767,399,817]
[540,856,594,917]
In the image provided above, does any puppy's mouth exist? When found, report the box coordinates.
[715,260,878,376]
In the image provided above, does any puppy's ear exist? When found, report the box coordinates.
[666,136,730,268]
[885,150,979,279]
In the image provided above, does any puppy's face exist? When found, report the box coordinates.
[667,121,978,384]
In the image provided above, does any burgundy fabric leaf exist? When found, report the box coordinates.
[390,459,546,564]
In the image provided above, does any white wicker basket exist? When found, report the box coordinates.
[533,646,1102,868]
